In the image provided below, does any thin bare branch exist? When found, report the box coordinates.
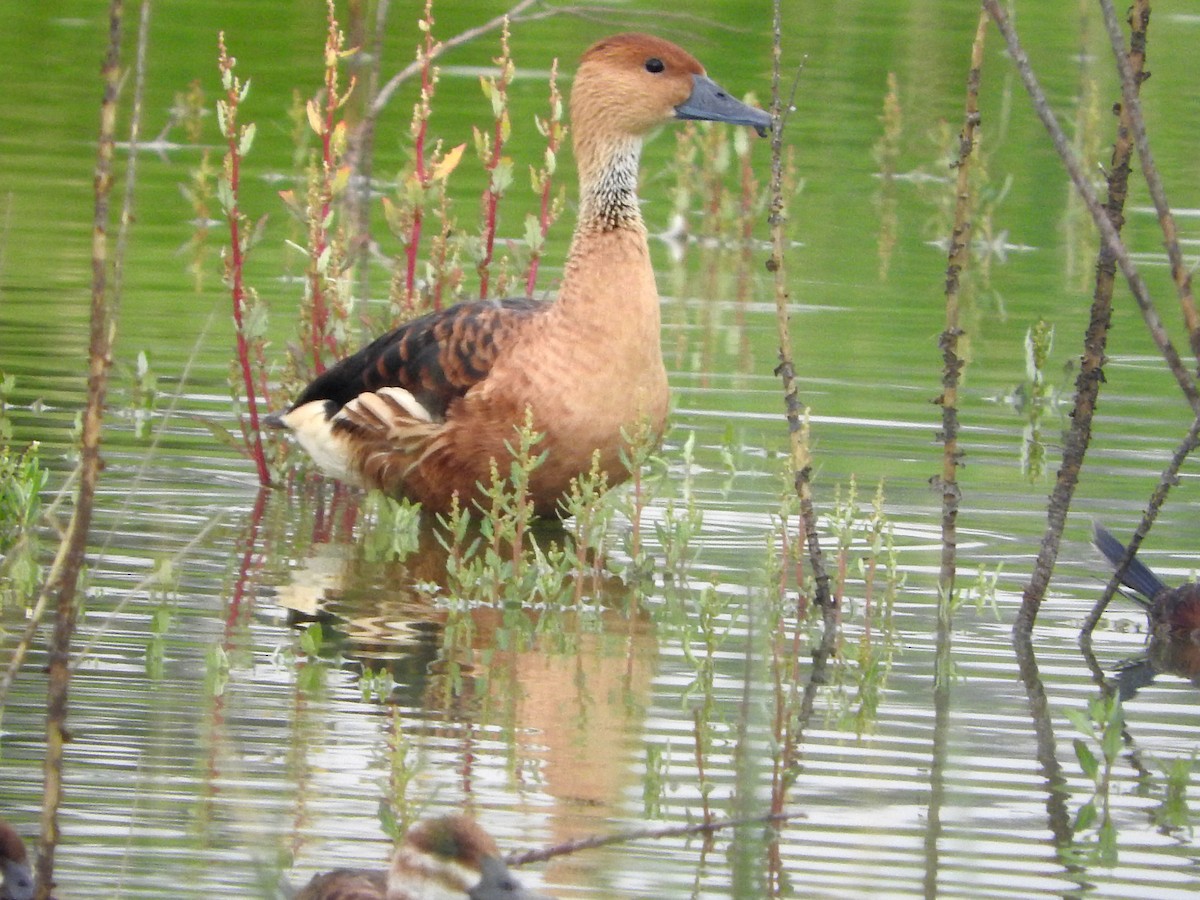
[936,8,988,597]
[372,0,540,117]
[1097,0,1200,360]
[983,0,1199,418]
[767,0,830,611]
[505,810,804,867]
[37,0,126,893]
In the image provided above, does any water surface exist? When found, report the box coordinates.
[2,2,1200,897]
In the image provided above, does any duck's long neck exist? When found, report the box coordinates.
[556,133,657,327]
[575,135,644,233]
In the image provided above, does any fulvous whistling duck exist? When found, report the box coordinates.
[0,820,33,900]
[270,33,771,517]
[292,815,547,900]
[1094,524,1200,631]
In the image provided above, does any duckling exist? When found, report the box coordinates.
[0,820,34,900]
[271,33,771,517]
[1094,524,1200,630]
[293,815,546,900]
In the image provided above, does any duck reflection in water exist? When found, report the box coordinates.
[293,815,548,900]
[269,33,770,518]
[1093,524,1200,698]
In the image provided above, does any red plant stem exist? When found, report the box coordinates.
[220,38,270,486]
[525,181,552,296]
[404,22,436,310]
[525,61,561,297]
[478,131,502,299]
[478,49,510,300]
[228,486,268,622]
[404,195,424,309]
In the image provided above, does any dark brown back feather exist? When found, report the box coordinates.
[290,297,545,421]
[292,867,387,900]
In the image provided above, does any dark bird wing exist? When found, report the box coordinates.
[289,297,546,422]
[1093,523,1167,609]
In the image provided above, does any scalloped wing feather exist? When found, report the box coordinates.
[290,297,545,421]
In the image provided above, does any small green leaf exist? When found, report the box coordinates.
[216,176,234,215]
[1073,799,1097,834]
[191,415,247,455]
[1062,707,1093,739]
[238,121,256,156]
[491,158,513,194]
[1074,738,1099,781]
[299,622,323,655]
[1097,818,1118,866]
[523,213,543,250]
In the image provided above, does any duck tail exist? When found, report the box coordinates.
[1093,523,1164,609]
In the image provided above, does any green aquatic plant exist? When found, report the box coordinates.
[360,492,423,563]
[1062,693,1124,867]
[359,665,397,703]
[872,71,902,281]
[296,621,332,695]
[473,19,515,300]
[167,77,218,290]
[380,708,421,839]
[1149,753,1194,834]
[642,741,669,819]
[120,349,158,441]
[143,557,178,680]
[559,449,613,606]
[841,484,901,736]
[204,643,230,699]
[0,372,14,442]
[436,408,568,609]
[656,431,703,585]
[821,479,902,735]
[615,417,670,588]
[0,440,47,608]
[524,58,566,296]
[1009,318,1068,480]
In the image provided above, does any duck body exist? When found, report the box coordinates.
[1094,524,1200,630]
[292,815,546,900]
[272,33,770,517]
[0,821,33,900]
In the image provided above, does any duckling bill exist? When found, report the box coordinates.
[270,33,771,517]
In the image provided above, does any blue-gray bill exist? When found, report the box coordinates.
[674,74,772,137]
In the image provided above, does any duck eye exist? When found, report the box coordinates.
[644,57,665,74]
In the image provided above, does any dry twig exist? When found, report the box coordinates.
[935,8,988,596]
[505,810,803,867]
[36,1,130,894]
[767,0,830,611]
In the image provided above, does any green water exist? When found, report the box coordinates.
[3,1,1200,897]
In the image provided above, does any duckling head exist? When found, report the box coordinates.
[387,816,546,900]
[0,821,34,900]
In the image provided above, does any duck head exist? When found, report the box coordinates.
[571,33,771,139]
[388,816,546,900]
